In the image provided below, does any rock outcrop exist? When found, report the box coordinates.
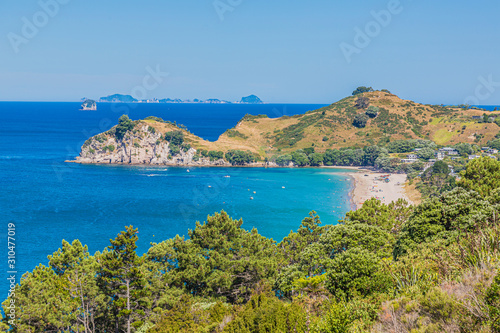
[75,123,231,166]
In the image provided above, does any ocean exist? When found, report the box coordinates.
[0,101,356,294]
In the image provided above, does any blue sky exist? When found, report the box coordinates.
[1,0,499,104]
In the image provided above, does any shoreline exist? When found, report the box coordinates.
[344,170,412,209]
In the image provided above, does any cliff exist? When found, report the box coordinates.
[74,117,232,166]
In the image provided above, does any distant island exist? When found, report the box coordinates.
[95,94,264,104]
[80,99,97,111]
[240,94,263,104]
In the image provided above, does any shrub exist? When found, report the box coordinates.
[353,114,369,128]
[115,115,135,140]
[208,150,224,161]
[164,131,184,146]
[322,136,329,142]
[352,86,374,96]
[225,150,255,165]
[366,106,379,118]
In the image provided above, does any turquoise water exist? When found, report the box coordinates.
[0,101,355,294]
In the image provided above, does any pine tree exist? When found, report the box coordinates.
[98,226,147,333]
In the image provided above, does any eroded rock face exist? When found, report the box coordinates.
[75,124,230,166]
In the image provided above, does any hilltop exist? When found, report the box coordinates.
[216,90,500,156]
[73,90,500,165]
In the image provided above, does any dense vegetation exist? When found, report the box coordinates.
[3,157,500,332]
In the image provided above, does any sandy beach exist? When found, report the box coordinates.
[324,167,412,209]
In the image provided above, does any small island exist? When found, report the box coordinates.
[80,99,97,111]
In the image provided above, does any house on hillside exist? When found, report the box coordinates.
[469,155,481,160]
[487,148,499,154]
[435,152,446,160]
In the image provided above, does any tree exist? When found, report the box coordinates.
[115,115,135,140]
[363,146,387,166]
[352,86,374,96]
[393,187,496,258]
[431,160,449,175]
[2,264,75,332]
[416,147,434,160]
[458,157,500,196]
[353,114,369,128]
[98,226,147,333]
[291,151,310,166]
[208,150,224,161]
[151,211,278,304]
[48,240,104,332]
[365,106,379,118]
[325,248,391,300]
[454,142,475,157]
[164,130,184,146]
[276,154,292,166]
[309,153,324,166]
[225,150,256,165]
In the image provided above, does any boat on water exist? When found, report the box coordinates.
[80,99,97,111]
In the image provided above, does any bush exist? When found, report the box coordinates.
[225,150,255,165]
[366,106,379,118]
[322,136,329,142]
[486,273,500,332]
[308,153,324,166]
[208,150,224,161]
[353,114,369,128]
[291,151,310,167]
[276,154,292,166]
[326,248,391,300]
[115,115,135,140]
[164,131,184,146]
[352,86,374,96]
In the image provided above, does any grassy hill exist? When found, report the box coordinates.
[214,91,500,158]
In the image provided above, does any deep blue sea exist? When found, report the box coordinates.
[0,101,360,295]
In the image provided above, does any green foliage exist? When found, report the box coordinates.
[224,293,307,332]
[416,147,434,160]
[309,153,324,166]
[164,130,185,146]
[99,226,148,331]
[276,154,292,166]
[115,115,135,140]
[208,150,224,161]
[326,248,392,300]
[459,157,500,196]
[225,129,249,139]
[352,86,374,96]
[148,211,278,304]
[291,151,310,166]
[365,106,379,118]
[394,187,497,258]
[352,114,369,128]
[170,145,181,155]
[225,150,256,165]
[486,273,500,332]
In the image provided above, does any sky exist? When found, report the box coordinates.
[0,0,499,104]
